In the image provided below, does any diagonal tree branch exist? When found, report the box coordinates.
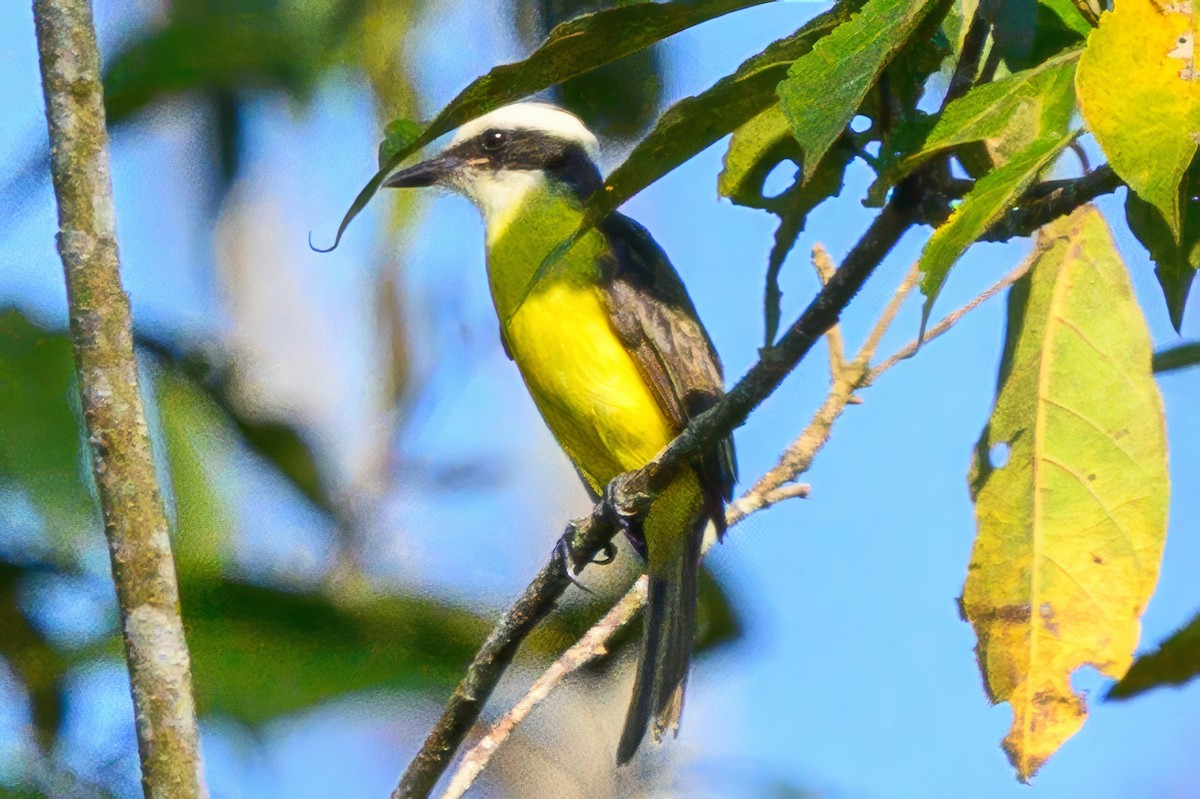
[33,1,203,797]
[391,179,925,799]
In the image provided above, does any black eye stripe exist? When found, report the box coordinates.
[451,130,602,198]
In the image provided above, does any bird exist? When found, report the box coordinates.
[383,102,736,765]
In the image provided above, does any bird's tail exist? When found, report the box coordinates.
[615,511,705,765]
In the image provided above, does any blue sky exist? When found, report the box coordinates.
[2,1,1199,797]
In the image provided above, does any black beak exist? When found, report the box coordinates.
[382,154,458,188]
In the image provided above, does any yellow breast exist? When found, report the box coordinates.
[503,280,675,493]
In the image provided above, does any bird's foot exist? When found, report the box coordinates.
[555,537,610,594]
[602,472,648,524]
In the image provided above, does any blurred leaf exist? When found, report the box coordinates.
[0,310,96,555]
[918,129,1075,326]
[1125,154,1200,331]
[981,0,1037,67]
[693,565,742,652]
[102,0,367,124]
[330,0,768,250]
[0,560,69,748]
[153,368,238,576]
[138,338,333,516]
[181,576,492,723]
[531,1,666,139]
[378,118,422,170]
[1076,0,1200,238]
[585,565,743,667]
[776,0,946,185]
[586,3,857,226]
[963,206,1169,781]
[1107,610,1200,699]
[1152,341,1200,373]
[867,49,1080,205]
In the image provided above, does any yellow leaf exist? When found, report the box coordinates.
[1077,0,1200,237]
[962,206,1170,781]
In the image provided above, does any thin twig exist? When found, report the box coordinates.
[392,183,924,799]
[32,1,203,797]
[863,253,1037,387]
[811,244,846,379]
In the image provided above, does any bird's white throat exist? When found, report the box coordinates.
[452,168,549,243]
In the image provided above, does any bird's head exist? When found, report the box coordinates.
[382,102,601,224]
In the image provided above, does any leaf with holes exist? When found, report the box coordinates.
[1077,0,1200,238]
[776,0,946,184]
[963,206,1169,781]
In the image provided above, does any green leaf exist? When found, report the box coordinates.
[1040,0,1094,38]
[1152,341,1200,373]
[579,4,856,227]
[776,0,946,184]
[181,576,492,723]
[919,131,1075,324]
[524,4,858,294]
[638,0,856,209]
[963,206,1170,780]
[153,368,238,576]
[719,104,797,204]
[1076,0,1200,238]
[867,49,1080,204]
[320,0,768,250]
[1107,610,1200,700]
[1125,155,1200,331]
[378,118,422,170]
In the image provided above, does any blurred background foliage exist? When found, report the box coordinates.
[0,1,738,796]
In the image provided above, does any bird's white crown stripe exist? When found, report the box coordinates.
[451,102,600,160]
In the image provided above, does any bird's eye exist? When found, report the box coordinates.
[481,129,507,151]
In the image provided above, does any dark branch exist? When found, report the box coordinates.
[982,165,1122,241]
[391,179,923,799]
